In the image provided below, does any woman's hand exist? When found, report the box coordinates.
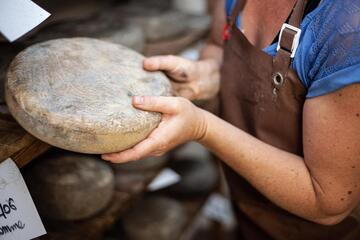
[144,56,220,101]
[101,96,208,163]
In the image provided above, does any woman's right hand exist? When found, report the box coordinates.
[143,55,220,101]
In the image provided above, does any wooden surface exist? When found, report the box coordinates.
[6,38,172,154]
[0,106,50,168]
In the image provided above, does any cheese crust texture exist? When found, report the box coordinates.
[6,38,172,154]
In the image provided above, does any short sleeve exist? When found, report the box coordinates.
[293,0,360,98]
[225,0,241,27]
[225,0,236,16]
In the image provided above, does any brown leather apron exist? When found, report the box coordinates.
[219,0,360,239]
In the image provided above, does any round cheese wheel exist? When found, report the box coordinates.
[166,157,218,196]
[0,44,24,103]
[26,16,145,53]
[112,155,168,172]
[105,5,189,42]
[26,151,115,221]
[99,23,145,53]
[172,0,208,16]
[123,196,187,240]
[6,38,172,154]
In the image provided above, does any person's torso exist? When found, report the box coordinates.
[219,1,360,239]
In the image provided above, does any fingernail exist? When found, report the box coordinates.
[133,96,145,105]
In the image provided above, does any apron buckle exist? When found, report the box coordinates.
[276,23,301,58]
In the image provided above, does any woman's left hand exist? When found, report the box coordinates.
[101,96,207,163]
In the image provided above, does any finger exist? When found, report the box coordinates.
[143,56,192,82]
[132,96,183,114]
[171,81,198,100]
[178,88,196,100]
[102,136,159,163]
[144,56,181,71]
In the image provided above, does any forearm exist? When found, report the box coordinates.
[198,110,350,225]
[200,41,223,65]
[195,21,224,95]
[199,0,224,67]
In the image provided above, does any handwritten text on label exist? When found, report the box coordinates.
[0,198,17,219]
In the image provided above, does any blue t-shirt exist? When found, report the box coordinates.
[226,0,360,98]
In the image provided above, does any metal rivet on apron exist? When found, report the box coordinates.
[272,72,284,98]
[273,72,284,87]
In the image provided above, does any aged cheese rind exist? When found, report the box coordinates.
[6,38,172,154]
[123,196,188,240]
[26,151,115,221]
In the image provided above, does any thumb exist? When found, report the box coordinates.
[132,96,181,114]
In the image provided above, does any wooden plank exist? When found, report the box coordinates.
[11,139,51,168]
[0,108,50,167]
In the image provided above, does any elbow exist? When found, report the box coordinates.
[313,214,348,226]
[309,200,353,226]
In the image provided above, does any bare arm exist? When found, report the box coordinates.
[103,84,360,226]
[103,0,360,226]
[200,0,225,63]
[199,84,360,225]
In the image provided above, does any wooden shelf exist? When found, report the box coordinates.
[0,105,51,168]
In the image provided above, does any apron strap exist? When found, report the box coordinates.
[227,0,308,94]
[228,0,307,52]
[273,0,308,95]
[289,0,308,27]
[228,0,246,27]
[276,0,308,56]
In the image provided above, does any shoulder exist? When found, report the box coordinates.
[307,0,360,42]
[294,0,360,98]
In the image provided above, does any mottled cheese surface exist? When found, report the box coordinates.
[6,38,172,153]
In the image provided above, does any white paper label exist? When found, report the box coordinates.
[0,0,50,42]
[147,168,181,191]
[0,159,46,240]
